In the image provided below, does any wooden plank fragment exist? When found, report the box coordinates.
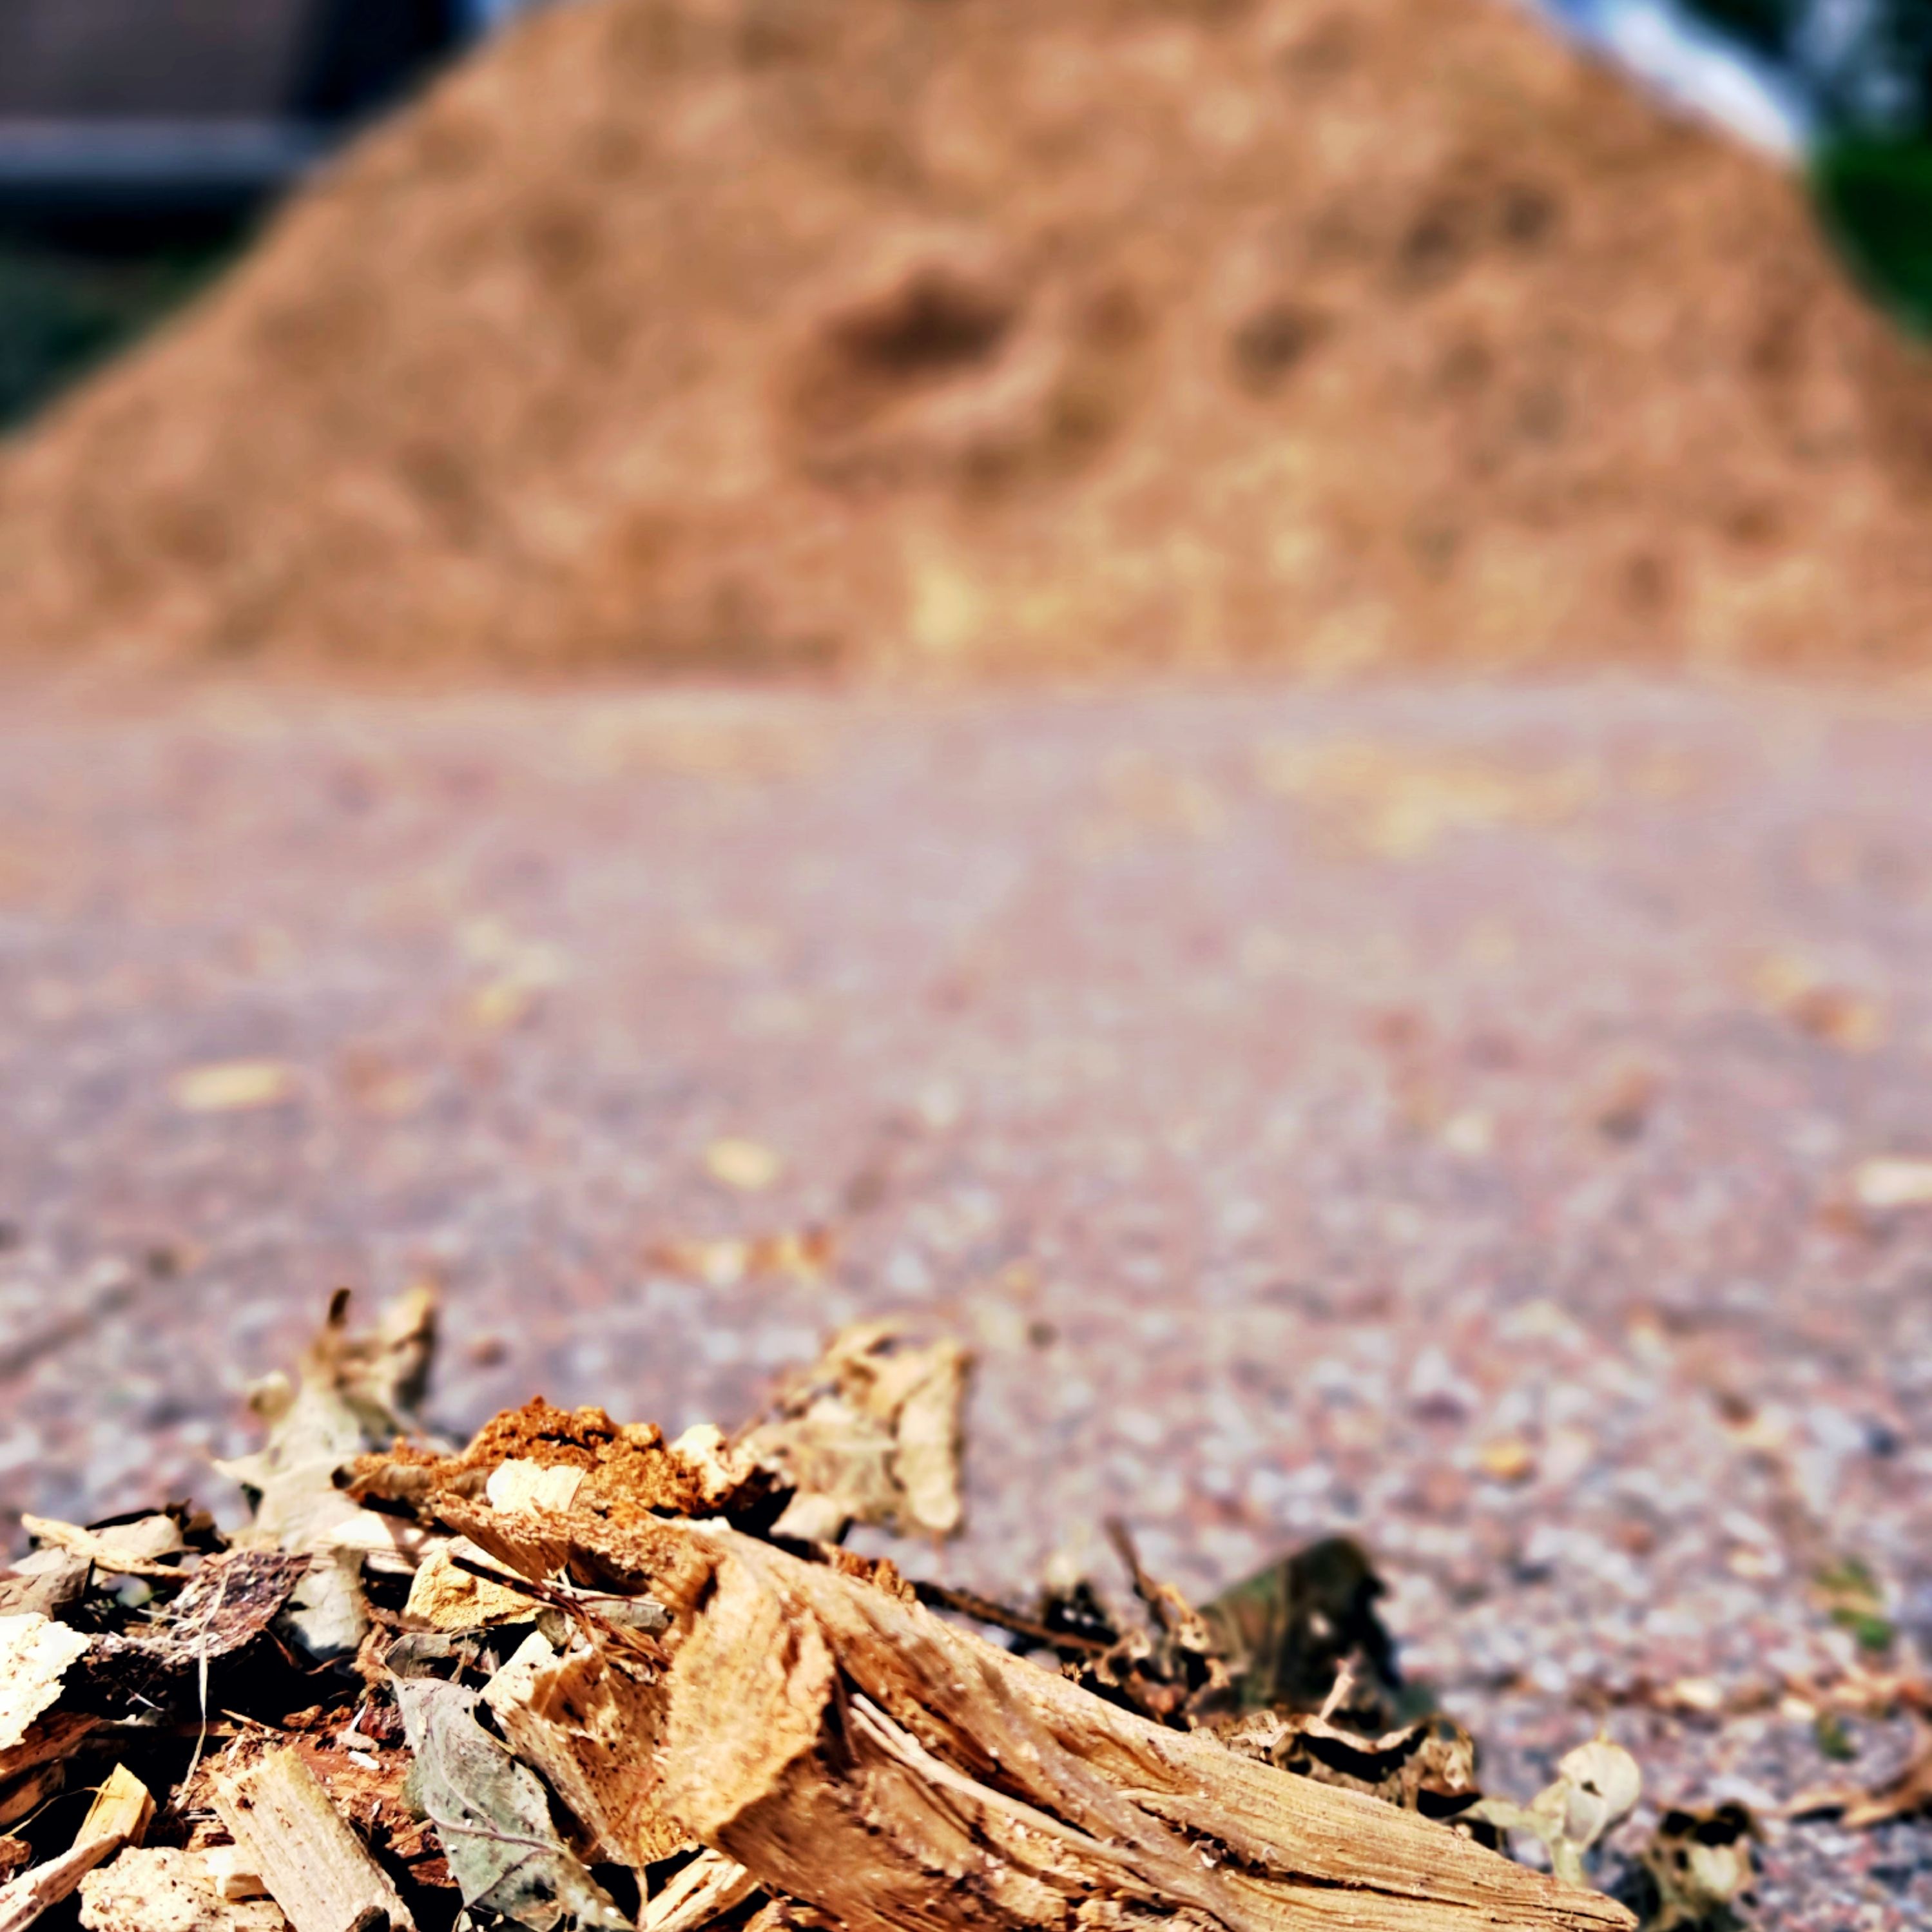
[211,1748,414,1932]
[465,1504,1633,1932]
[77,1766,153,1852]
[0,1712,101,1790]
[642,1848,758,1932]
[0,1833,126,1932]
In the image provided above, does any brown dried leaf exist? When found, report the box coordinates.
[17,1516,187,1582]
[1788,1714,1932,1828]
[1637,1802,1759,1932]
[738,1322,969,1541]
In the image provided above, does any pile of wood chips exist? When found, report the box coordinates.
[0,1290,1649,1932]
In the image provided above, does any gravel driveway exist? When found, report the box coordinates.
[3,672,1930,1924]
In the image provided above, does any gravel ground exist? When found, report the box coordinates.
[3,672,1931,1924]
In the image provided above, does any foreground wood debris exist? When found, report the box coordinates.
[3,1288,1823,1932]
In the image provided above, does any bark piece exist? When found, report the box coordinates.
[0,1766,63,1834]
[78,1848,288,1932]
[77,1766,153,1852]
[86,1553,309,1697]
[482,1630,693,1868]
[501,1510,1631,1932]
[0,1712,100,1788]
[211,1747,414,1932]
[0,1615,90,1752]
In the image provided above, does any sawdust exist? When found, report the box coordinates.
[2,0,1931,677]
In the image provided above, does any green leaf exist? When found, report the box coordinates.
[392,1673,629,1931]
[1813,139,1932,338]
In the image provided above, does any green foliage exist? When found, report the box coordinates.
[1813,138,1932,336]
[0,231,239,434]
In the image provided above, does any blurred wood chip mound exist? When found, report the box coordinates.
[6,0,1932,677]
[3,1286,1867,1932]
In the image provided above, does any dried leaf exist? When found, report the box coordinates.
[218,1290,436,1552]
[1637,1802,1759,1932]
[389,1672,628,1931]
[1197,1536,1401,1715]
[739,1322,969,1541]
[1463,1737,1641,1886]
[0,1551,90,1619]
[1788,1714,1932,1828]
[280,1550,371,1664]
[17,1515,187,1581]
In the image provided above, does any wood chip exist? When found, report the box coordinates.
[0,1834,128,1932]
[0,1616,91,1753]
[641,1849,758,1932]
[78,1846,289,1931]
[77,1767,153,1854]
[211,1748,415,1932]
[403,1539,535,1632]
[483,1630,693,1869]
[0,1712,101,1789]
